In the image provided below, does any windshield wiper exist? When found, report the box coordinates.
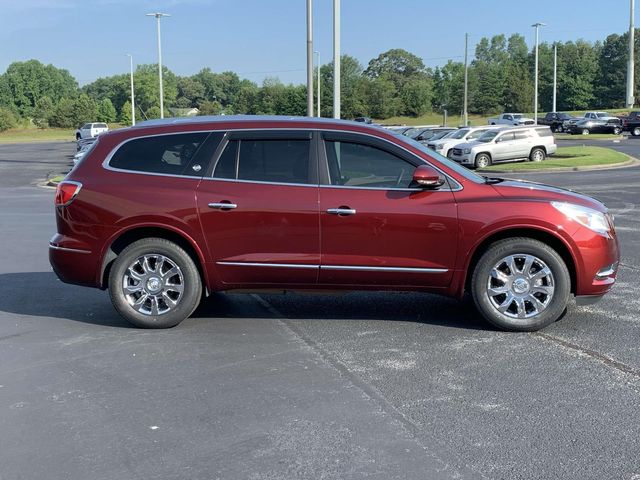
[483,176,504,184]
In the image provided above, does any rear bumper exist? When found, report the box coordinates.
[49,234,101,288]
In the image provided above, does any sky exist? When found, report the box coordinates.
[0,0,633,86]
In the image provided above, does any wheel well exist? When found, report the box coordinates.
[100,227,206,290]
[464,228,577,295]
[531,145,547,154]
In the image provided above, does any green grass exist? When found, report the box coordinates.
[48,174,65,184]
[479,146,629,171]
[0,123,124,144]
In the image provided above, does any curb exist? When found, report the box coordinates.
[478,155,640,174]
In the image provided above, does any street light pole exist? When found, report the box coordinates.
[532,22,546,124]
[306,0,313,117]
[146,12,170,119]
[627,0,635,108]
[552,44,557,113]
[463,32,469,127]
[333,0,340,119]
[126,54,136,126]
[315,51,321,117]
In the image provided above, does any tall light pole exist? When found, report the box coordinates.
[463,33,469,126]
[146,12,170,119]
[315,51,321,117]
[552,44,557,113]
[333,0,340,119]
[532,22,546,124]
[126,54,136,126]
[627,0,635,108]
[306,0,313,117]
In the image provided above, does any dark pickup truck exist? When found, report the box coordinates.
[617,111,640,133]
[537,112,576,132]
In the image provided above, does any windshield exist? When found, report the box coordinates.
[559,113,572,120]
[391,133,485,184]
[403,128,420,138]
[430,130,454,140]
[513,114,523,119]
[449,129,470,139]
[477,130,499,142]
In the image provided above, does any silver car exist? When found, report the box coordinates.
[448,126,557,169]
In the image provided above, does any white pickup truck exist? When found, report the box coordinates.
[487,113,535,126]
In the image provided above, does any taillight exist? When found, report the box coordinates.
[55,181,82,206]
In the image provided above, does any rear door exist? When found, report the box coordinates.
[196,130,320,287]
[317,131,458,288]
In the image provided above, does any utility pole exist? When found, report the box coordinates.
[306,0,313,117]
[552,44,557,112]
[627,0,635,108]
[463,32,468,127]
[146,12,170,119]
[333,0,340,119]
[315,51,321,117]
[126,54,136,125]
[532,22,546,124]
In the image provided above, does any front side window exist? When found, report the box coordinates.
[497,132,515,142]
[325,140,415,189]
[109,132,209,176]
[213,138,312,185]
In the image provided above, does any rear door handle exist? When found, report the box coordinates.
[327,207,356,216]
[208,202,237,210]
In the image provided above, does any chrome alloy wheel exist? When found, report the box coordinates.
[122,254,184,316]
[486,254,555,319]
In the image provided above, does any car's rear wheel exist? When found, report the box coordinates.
[474,153,491,169]
[471,238,570,331]
[633,127,640,137]
[555,124,564,133]
[581,128,590,135]
[529,147,546,162]
[613,126,622,135]
[108,238,202,328]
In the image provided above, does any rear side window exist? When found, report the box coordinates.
[95,123,108,129]
[514,130,531,140]
[109,132,210,176]
[535,128,553,137]
[213,139,312,185]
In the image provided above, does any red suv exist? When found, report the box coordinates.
[50,116,619,331]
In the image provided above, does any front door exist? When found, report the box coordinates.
[492,132,516,161]
[317,132,458,288]
[196,130,320,287]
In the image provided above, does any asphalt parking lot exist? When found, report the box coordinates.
[0,139,639,480]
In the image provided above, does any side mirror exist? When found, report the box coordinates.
[412,165,445,189]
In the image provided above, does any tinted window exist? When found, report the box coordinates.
[514,130,531,140]
[96,123,108,129]
[213,139,311,184]
[110,132,209,176]
[497,132,515,142]
[468,129,489,140]
[536,128,553,137]
[325,140,415,189]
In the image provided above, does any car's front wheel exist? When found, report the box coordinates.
[108,238,202,328]
[581,128,590,135]
[632,126,640,137]
[474,153,492,169]
[471,238,570,331]
[613,126,622,135]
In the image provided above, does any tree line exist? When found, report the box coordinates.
[0,29,638,131]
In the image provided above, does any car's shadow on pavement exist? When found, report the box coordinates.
[0,272,491,331]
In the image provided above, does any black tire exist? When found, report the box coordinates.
[632,126,640,137]
[76,133,81,141]
[474,153,492,169]
[470,237,571,332]
[555,124,564,133]
[613,126,622,135]
[581,128,590,135]
[529,147,546,162]
[108,238,202,328]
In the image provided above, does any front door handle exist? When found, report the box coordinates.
[208,202,237,210]
[327,207,356,216]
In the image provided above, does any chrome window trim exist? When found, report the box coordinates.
[216,261,447,274]
[101,127,463,191]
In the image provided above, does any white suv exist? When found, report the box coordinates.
[449,126,557,169]
[75,123,109,140]
[426,126,501,158]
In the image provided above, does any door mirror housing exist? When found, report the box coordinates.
[412,165,446,189]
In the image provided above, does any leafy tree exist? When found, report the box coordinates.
[49,98,75,128]
[177,76,206,107]
[400,77,433,116]
[231,80,260,114]
[120,100,132,125]
[97,98,116,123]
[365,49,426,86]
[73,93,98,126]
[197,100,223,115]
[33,96,54,128]
[363,76,399,118]
[0,106,17,131]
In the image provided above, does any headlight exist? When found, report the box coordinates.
[463,148,471,154]
[551,202,611,236]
